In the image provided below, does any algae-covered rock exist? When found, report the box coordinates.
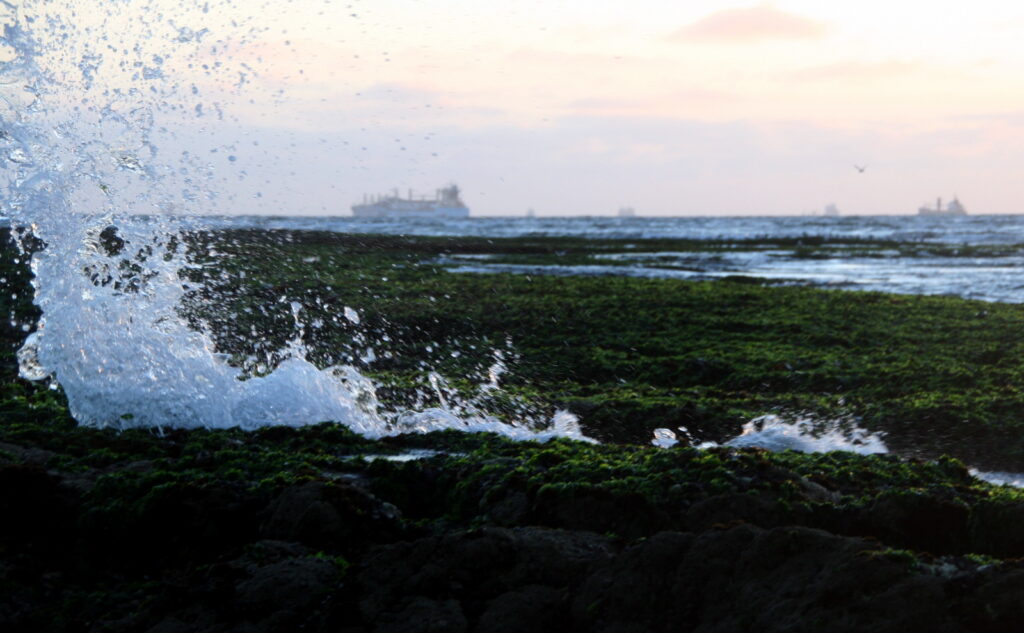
[6,229,1024,630]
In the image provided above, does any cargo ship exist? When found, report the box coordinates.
[351,184,470,219]
[918,196,966,216]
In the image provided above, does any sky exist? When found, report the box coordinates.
[19,1,1024,215]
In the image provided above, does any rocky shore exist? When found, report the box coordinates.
[3,422,1024,631]
[5,227,1024,630]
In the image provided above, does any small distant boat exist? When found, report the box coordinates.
[618,206,636,217]
[823,203,839,217]
[526,208,535,218]
[352,184,469,219]
[918,196,966,216]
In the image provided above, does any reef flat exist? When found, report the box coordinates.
[183,229,1024,469]
[4,228,1024,631]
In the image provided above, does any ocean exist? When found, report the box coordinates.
[197,213,1024,304]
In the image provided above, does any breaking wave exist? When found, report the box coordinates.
[0,2,588,441]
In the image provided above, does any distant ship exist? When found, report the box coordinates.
[618,206,636,217]
[352,184,469,219]
[918,196,966,216]
[824,203,839,217]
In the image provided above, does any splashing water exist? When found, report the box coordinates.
[0,2,588,441]
[653,417,1024,489]
[652,414,889,455]
[721,415,888,454]
[970,469,1024,489]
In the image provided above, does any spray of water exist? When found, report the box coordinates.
[0,2,588,441]
[652,414,889,455]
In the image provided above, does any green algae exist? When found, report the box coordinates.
[169,229,1024,469]
[5,227,1024,567]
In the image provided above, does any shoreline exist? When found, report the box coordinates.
[5,227,1024,629]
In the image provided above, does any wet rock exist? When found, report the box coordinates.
[685,492,783,531]
[356,527,613,627]
[235,556,339,614]
[98,225,125,256]
[795,476,839,503]
[863,490,971,554]
[532,484,669,539]
[573,531,694,632]
[0,441,55,467]
[143,618,200,633]
[372,597,467,633]
[485,490,530,526]
[475,585,566,633]
[573,524,982,633]
[503,527,616,588]
[261,481,403,553]
[958,568,1024,631]
[968,501,1024,559]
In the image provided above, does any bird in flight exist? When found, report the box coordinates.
[854,164,867,173]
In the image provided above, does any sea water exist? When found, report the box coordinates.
[170,214,1024,304]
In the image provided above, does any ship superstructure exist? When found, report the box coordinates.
[352,184,470,219]
[918,196,967,216]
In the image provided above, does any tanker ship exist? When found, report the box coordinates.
[351,184,470,219]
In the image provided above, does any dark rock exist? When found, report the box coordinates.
[262,481,403,553]
[502,527,616,588]
[794,476,839,504]
[969,501,1024,558]
[532,484,669,539]
[863,490,971,554]
[235,557,339,613]
[957,568,1024,631]
[574,524,969,633]
[372,597,467,633]
[112,481,257,570]
[485,490,530,526]
[475,585,565,633]
[0,442,55,467]
[573,531,694,632]
[0,464,78,561]
[685,492,784,531]
[143,619,197,633]
[356,527,613,627]
[98,225,125,256]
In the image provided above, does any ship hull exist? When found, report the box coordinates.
[351,204,469,219]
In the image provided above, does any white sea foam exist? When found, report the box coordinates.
[651,427,680,448]
[653,414,888,455]
[970,469,1024,488]
[720,415,889,454]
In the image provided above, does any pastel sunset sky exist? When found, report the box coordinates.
[21,1,1024,215]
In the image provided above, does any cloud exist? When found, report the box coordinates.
[669,5,827,43]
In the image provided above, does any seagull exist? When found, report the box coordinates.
[854,164,867,173]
